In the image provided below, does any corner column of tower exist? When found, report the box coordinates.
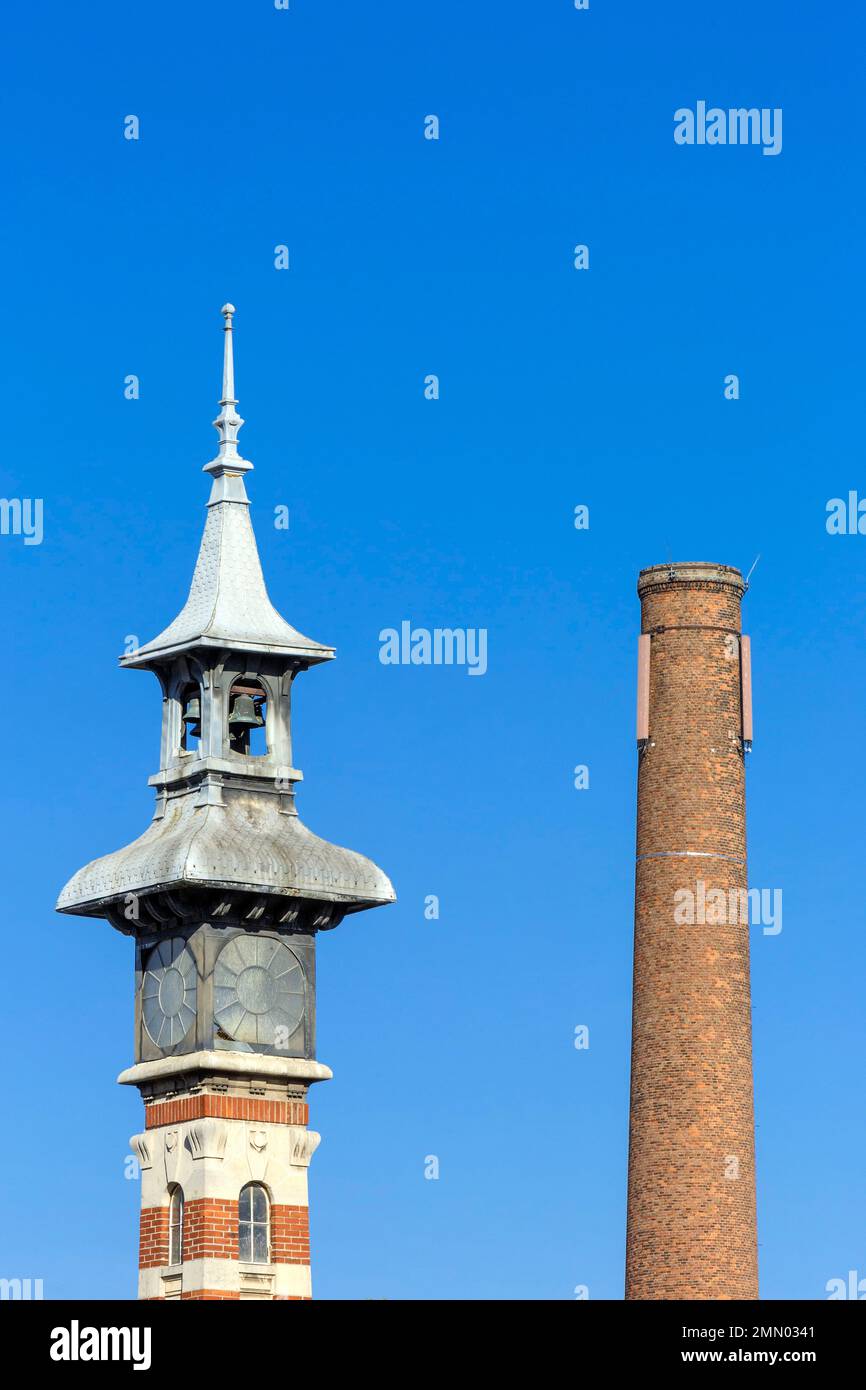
[625,563,758,1300]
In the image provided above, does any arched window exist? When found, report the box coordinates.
[227,680,267,756]
[179,684,201,753]
[238,1182,270,1263]
[168,1185,184,1266]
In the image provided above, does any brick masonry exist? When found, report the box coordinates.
[144,1094,309,1129]
[139,1197,311,1269]
[625,563,759,1300]
[139,1204,170,1271]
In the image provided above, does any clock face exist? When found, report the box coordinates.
[214,936,305,1047]
[141,937,197,1048]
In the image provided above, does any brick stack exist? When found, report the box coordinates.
[625,562,758,1300]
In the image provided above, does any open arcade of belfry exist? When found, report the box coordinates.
[58,306,759,1300]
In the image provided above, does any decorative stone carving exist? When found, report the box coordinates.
[187,1117,228,1161]
[246,1125,270,1180]
[163,1129,180,1181]
[130,1133,152,1171]
[290,1129,321,1168]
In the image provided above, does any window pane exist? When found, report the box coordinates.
[253,1223,269,1263]
[238,1186,252,1222]
[252,1185,268,1223]
[238,1221,252,1263]
[168,1189,183,1265]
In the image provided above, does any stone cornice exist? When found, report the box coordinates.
[118,1051,333,1090]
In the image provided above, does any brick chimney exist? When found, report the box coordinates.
[625,562,758,1299]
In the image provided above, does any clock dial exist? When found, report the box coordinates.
[141,937,197,1048]
[214,935,305,1047]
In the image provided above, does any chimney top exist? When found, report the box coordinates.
[637,562,746,597]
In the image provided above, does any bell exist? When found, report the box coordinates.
[229,693,264,728]
[182,697,201,738]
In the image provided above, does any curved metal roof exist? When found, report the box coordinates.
[57,792,395,915]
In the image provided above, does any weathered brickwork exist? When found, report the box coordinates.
[626,563,758,1300]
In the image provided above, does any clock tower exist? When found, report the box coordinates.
[57,305,395,1300]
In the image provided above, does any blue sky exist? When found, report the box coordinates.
[1,0,864,1299]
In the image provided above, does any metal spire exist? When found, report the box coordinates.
[204,303,253,475]
[122,303,334,670]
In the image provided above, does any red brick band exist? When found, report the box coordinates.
[144,1094,309,1129]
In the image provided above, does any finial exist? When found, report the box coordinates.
[744,553,761,589]
[204,303,252,476]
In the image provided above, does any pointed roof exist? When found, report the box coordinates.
[122,305,334,670]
